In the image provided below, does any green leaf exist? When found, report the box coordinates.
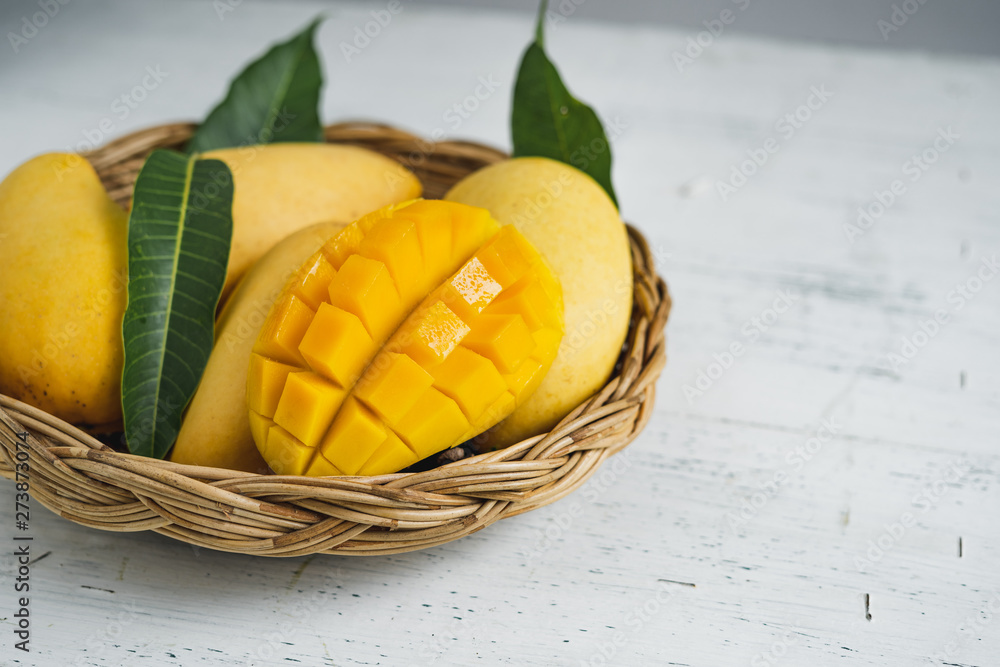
[511,1,618,207]
[121,150,234,459]
[187,18,324,153]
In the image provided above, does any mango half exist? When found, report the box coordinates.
[247,200,564,476]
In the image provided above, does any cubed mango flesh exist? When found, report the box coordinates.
[247,200,564,476]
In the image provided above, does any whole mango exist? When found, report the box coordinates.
[203,143,422,300]
[445,157,632,449]
[169,221,345,473]
[247,200,564,476]
[0,153,128,428]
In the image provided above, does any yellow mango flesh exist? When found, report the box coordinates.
[203,143,422,300]
[169,222,344,473]
[445,157,632,449]
[0,153,128,427]
[247,200,564,476]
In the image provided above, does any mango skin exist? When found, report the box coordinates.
[0,153,128,427]
[169,221,344,473]
[446,157,632,448]
[203,143,422,300]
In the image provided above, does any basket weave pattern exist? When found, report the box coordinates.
[0,123,670,556]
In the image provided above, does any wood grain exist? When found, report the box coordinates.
[0,1,997,665]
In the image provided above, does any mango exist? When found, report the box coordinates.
[247,200,564,476]
[203,143,422,300]
[169,221,345,473]
[0,153,128,428]
[445,157,632,448]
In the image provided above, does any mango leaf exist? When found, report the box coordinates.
[511,0,618,207]
[121,150,234,459]
[187,18,324,153]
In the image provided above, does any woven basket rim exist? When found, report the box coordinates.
[0,121,671,556]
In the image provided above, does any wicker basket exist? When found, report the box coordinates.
[0,122,670,556]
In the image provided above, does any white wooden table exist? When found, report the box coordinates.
[2,1,998,665]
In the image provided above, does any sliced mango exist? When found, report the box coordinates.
[291,252,339,310]
[358,432,418,476]
[394,388,469,459]
[247,355,297,418]
[354,352,435,425]
[298,303,377,387]
[273,372,345,448]
[255,294,315,366]
[328,255,402,343]
[462,314,535,374]
[430,346,507,423]
[248,200,564,476]
[264,424,314,476]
